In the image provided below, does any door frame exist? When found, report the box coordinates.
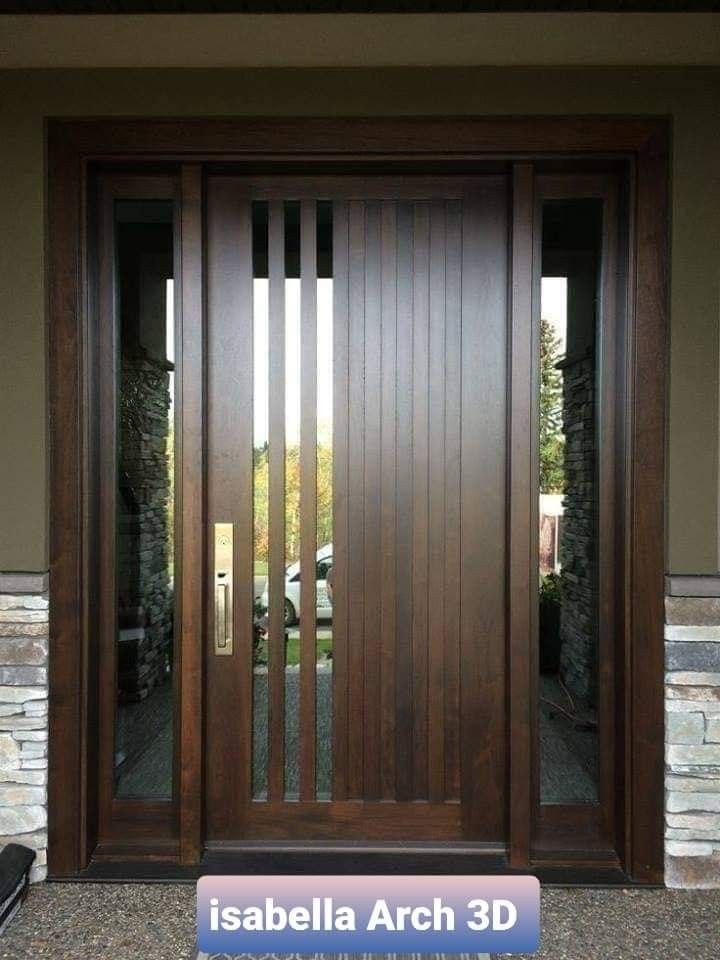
[47,116,668,882]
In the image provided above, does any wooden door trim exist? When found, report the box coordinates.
[47,117,667,882]
[532,172,622,858]
[177,164,205,864]
[508,162,535,868]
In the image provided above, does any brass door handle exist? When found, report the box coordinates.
[214,523,233,655]
[215,582,228,649]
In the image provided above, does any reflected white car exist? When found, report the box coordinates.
[260,543,333,627]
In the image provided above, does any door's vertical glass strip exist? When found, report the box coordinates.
[113,200,175,801]
[252,201,269,801]
[267,200,287,801]
[316,200,334,800]
[299,200,318,802]
[284,201,301,800]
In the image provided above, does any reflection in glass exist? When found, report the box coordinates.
[114,201,175,800]
[539,199,602,804]
[284,202,302,798]
[316,225,334,797]
[252,202,270,800]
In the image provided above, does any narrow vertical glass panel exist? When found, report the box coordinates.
[316,200,334,800]
[114,200,175,800]
[252,201,270,800]
[284,202,302,799]
[539,199,602,804]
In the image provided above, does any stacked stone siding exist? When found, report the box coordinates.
[0,573,48,883]
[665,594,720,888]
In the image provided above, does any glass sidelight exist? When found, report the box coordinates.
[537,196,604,806]
[113,200,176,800]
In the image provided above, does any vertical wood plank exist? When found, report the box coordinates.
[331,200,350,801]
[460,182,508,839]
[179,164,204,863]
[236,199,255,816]
[205,180,254,834]
[379,201,398,801]
[428,200,446,803]
[395,201,414,801]
[443,200,463,801]
[96,179,117,838]
[82,174,100,866]
[299,200,318,802]
[508,163,535,866]
[347,200,366,799]
[598,180,619,846]
[48,129,84,876]
[630,135,668,883]
[267,199,286,802]
[363,202,382,800]
[412,202,430,800]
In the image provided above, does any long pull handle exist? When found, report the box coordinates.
[215,582,228,650]
[214,523,233,656]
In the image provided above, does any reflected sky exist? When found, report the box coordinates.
[253,278,334,447]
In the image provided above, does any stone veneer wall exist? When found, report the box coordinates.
[558,348,598,707]
[665,591,720,888]
[0,572,48,883]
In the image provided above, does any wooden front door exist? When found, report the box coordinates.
[203,176,509,843]
[49,119,669,882]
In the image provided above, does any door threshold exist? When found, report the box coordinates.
[204,839,507,854]
[201,842,510,876]
[56,861,641,887]
[63,841,641,886]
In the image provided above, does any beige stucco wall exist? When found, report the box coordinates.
[0,66,718,573]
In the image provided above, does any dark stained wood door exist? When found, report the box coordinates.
[204,176,509,843]
[49,119,668,882]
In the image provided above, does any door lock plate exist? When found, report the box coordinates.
[214,522,233,655]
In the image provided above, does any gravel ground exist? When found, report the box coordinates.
[1,883,719,960]
[0,883,196,960]
[502,888,720,960]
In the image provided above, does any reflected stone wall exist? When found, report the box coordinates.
[557,347,598,707]
[117,353,174,704]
